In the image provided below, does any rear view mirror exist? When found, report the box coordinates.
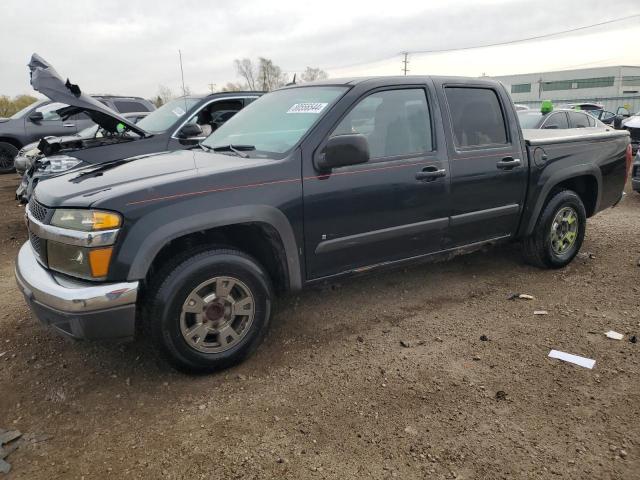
[28,111,44,123]
[316,134,370,172]
[178,123,203,139]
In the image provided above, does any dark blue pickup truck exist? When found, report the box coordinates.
[15,76,631,372]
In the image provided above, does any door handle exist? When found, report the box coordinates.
[63,123,76,128]
[496,157,521,170]
[415,166,446,182]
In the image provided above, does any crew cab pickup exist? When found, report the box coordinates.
[15,76,631,372]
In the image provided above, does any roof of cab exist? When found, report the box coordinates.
[283,75,505,88]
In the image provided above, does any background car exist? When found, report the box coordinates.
[588,109,617,125]
[0,95,154,173]
[622,114,640,154]
[517,108,606,129]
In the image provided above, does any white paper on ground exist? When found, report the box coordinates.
[548,350,596,369]
[605,330,624,340]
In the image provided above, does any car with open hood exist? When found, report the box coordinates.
[0,55,154,174]
[16,54,262,202]
[14,111,149,176]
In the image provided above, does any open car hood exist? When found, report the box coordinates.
[28,53,147,137]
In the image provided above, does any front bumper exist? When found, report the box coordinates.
[15,242,139,340]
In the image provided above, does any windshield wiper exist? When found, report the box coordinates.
[212,144,255,158]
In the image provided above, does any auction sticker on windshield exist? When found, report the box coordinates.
[172,107,186,117]
[287,103,328,114]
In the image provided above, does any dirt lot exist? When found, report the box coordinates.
[1,173,639,480]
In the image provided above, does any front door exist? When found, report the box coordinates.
[25,101,76,143]
[303,85,450,280]
[437,84,528,247]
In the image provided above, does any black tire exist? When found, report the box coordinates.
[522,189,586,269]
[144,248,273,373]
[0,142,18,174]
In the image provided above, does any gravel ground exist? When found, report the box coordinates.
[0,173,639,480]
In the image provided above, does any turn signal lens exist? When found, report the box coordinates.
[92,212,121,230]
[88,247,113,278]
[51,209,122,231]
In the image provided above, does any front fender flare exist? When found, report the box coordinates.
[122,205,302,289]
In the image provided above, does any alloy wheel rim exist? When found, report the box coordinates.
[550,206,579,255]
[0,149,13,169]
[179,276,255,353]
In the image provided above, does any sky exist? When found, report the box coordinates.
[0,0,639,99]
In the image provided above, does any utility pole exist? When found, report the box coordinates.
[208,83,216,93]
[401,52,410,76]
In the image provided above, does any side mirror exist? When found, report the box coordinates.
[316,134,370,172]
[178,123,203,139]
[28,111,44,123]
[613,115,624,130]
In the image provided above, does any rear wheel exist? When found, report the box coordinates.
[0,142,18,174]
[145,248,273,372]
[522,190,586,268]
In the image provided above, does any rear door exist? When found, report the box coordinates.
[302,83,450,279]
[437,82,528,247]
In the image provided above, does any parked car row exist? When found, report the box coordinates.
[14,54,632,372]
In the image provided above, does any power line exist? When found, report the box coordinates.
[295,13,640,74]
[404,13,640,55]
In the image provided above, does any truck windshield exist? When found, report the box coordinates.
[202,86,348,158]
[136,97,200,133]
[517,111,544,129]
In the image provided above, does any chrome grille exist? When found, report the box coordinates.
[29,231,45,259]
[28,200,49,223]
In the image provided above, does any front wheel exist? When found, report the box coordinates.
[145,248,273,372]
[522,190,586,268]
[0,142,18,174]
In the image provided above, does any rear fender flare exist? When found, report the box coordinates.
[523,165,601,236]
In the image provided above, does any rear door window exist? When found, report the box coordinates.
[114,100,149,113]
[445,87,508,148]
[330,88,432,160]
[568,111,590,128]
[541,112,569,129]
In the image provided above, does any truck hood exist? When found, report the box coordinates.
[28,53,146,137]
[33,149,274,207]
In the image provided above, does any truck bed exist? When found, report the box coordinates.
[522,127,629,146]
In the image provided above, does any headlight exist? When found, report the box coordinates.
[51,209,121,231]
[45,155,82,173]
[47,242,113,280]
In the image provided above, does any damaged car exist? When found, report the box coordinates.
[14,111,149,176]
[17,54,262,202]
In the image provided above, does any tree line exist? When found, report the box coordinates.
[0,94,38,117]
[153,59,327,106]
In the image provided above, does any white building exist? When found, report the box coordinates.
[491,66,640,113]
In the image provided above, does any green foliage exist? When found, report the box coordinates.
[0,94,38,117]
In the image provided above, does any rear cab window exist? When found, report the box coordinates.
[444,87,508,148]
